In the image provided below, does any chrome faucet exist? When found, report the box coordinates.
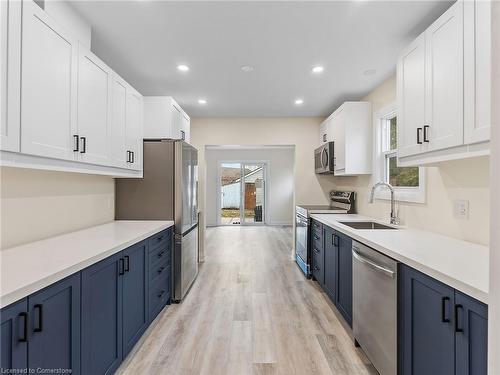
[369,182,399,225]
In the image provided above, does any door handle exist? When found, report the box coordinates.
[423,125,430,143]
[441,297,450,323]
[131,151,135,163]
[455,304,464,333]
[417,128,423,144]
[124,255,130,272]
[73,135,79,152]
[33,304,43,332]
[80,136,86,153]
[119,258,125,275]
[18,312,29,342]
[352,249,395,278]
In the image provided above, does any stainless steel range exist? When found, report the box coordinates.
[295,191,355,278]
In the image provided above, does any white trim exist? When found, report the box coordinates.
[373,103,426,204]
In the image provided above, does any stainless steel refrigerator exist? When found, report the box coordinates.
[115,139,198,302]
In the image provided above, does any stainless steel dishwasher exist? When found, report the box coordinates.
[352,241,398,375]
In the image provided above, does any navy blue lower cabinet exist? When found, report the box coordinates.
[122,241,149,357]
[400,264,455,375]
[28,274,81,375]
[0,299,28,371]
[81,252,123,375]
[334,230,352,326]
[455,291,488,375]
[323,226,338,303]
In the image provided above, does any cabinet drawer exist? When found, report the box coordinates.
[312,252,324,284]
[148,229,171,252]
[148,268,170,321]
[148,244,171,268]
[312,232,323,251]
[312,221,323,237]
[149,259,170,283]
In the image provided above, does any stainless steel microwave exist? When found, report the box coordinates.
[315,142,335,174]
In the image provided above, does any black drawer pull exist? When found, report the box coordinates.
[417,127,423,144]
[157,290,165,298]
[124,255,130,272]
[157,251,165,258]
[157,266,165,274]
[33,304,43,333]
[73,135,79,152]
[333,235,339,247]
[441,297,450,323]
[119,258,125,275]
[80,136,86,153]
[314,266,320,271]
[314,248,320,254]
[423,125,430,143]
[455,304,464,333]
[19,312,29,342]
[314,235,320,240]
[156,235,165,242]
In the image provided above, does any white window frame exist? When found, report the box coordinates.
[373,103,426,204]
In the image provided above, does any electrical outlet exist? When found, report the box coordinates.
[453,199,469,220]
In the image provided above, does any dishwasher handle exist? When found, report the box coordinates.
[352,248,395,278]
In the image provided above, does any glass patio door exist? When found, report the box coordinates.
[218,162,266,225]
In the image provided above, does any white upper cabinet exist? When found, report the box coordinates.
[397,35,427,158]
[319,102,372,176]
[425,1,464,152]
[143,96,190,142]
[20,0,78,161]
[397,0,491,166]
[464,0,491,144]
[0,1,144,177]
[77,44,111,166]
[109,76,128,169]
[125,88,143,170]
[0,0,21,152]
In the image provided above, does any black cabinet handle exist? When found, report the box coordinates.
[157,266,165,274]
[157,290,165,298]
[131,151,135,163]
[314,266,320,271]
[124,255,130,272]
[417,128,423,144]
[180,130,185,140]
[455,304,464,333]
[441,297,450,323]
[80,136,86,153]
[157,251,165,258]
[157,235,165,243]
[314,235,320,240]
[126,151,130,163]
[423,125,430,143]
[333,235,339,247]
[73,135,79,152]
[314,248,320,254]
[119,258,125,275]
[33,304,43,332]
[18,312,29,342]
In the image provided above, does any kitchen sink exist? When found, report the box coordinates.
[339,221,397,230]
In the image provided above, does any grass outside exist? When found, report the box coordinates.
[220,209,255,218]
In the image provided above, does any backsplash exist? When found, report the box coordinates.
[0,167,114,249]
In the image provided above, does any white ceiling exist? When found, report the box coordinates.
[69,1,453,118]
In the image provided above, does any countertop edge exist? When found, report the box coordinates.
[0,221,174,309]
[310,214,489,305]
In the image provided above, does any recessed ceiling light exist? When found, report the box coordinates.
[312,66,324,74]
[363,69,377,76]
[241,65,254,73]
[295,99,304,105]
[198,99,207,105]
[177,64,189,72]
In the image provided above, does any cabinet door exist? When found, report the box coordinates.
[331,110,345,172]
[0,0,21,152]
[425,1,464,152]
[171,104,182,140]
[397,34,427,158]
[122,241,148,357]
[125,88,143,171]
[335,231,352,326]
[109,76,128,168]
[400,265,455,375]
[323,226,337,303]
[464,0,491,144]
[455,291,488,375]
[28,274,81,375]
[20,0,78,160]
[319,122,327,145]
[81,252,123,375]
[0,299,28,371]
[77,45,111,166]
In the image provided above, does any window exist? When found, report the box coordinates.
[374,104,425,203]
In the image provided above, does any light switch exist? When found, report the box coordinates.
[453,199,469,220]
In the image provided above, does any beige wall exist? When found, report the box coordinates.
[0,167,114,249]
[331,75,490,245]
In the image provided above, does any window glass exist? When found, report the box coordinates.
[387,156,419,187]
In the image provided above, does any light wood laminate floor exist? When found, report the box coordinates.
[118,226,377,375]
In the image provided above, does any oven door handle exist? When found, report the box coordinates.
[352,249,395,278]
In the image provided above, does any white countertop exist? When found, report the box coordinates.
[0,220,174,308]
[310,214,489,304]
